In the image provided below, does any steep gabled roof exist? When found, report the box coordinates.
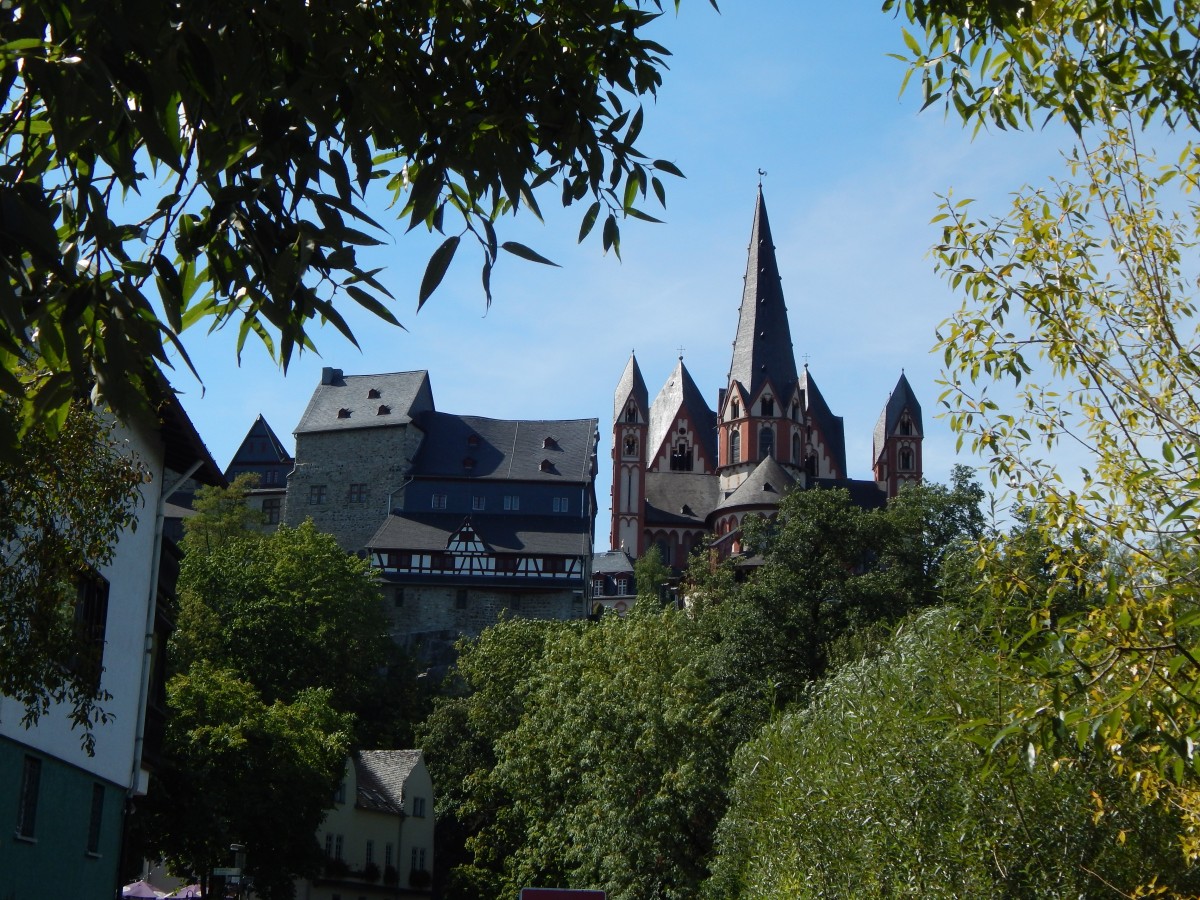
[353,750,423,815]
[714,456,797,514]
[592,549,635,576]
[613,352,649,423]
[873,372,924,461]
[727,188,799,403]
[224,414,293,478]
[295,370,434,434]
[411,413,598,483]
[800,366,847,477]
[648,358,717,465]
[367,511,591,557]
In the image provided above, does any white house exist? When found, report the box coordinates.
[0,389,224,900]
[300,750,435,899]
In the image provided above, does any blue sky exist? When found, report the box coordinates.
[169,2,1076,540]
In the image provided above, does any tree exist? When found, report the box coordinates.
[0,397,143,751]
[179,472,265,554]
[140,505,416,893]
[884,0,1200,133]
[0,0,711,455]
[705,607,1200,898]
[929,121,1200,857]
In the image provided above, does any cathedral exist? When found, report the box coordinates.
[610,187,924,569]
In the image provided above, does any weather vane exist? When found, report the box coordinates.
[757,168,768,185]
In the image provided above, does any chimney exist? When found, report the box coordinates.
[321,367,342,385]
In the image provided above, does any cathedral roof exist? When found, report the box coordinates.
[714,456,797,514]
[411,412,598,483]
[613,352,649,423]
[872,372,924,461]
[800,366,847,477]
[645,471,720,526]
[648,357,717,465]
[727,187,799,403]
[295,369,435,434]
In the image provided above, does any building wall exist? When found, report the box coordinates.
[285,425,424,553]
[383,583,585,646]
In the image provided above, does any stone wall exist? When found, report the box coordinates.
[284,423,424,553]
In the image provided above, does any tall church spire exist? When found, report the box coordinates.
[727,187,799,401]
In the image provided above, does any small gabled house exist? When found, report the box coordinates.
[302,750,434,899]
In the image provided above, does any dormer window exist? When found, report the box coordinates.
[467,434,480,447]
[463,456,476,470]
[543,437,559,450]
[377,405,391,415]
[368,388,381,399]
[540,459,554,473]
[337,408,351,419]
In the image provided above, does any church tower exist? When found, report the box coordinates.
[611,352,649,555]
[717,186,805,496]
[872,372,924,497]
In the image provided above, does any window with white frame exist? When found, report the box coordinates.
[431,493,447,509]
[503,494,519,510]
[413,796,426,817]
[472,495,485,511]
[552,496,569,512]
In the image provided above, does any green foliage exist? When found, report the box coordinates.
[0,0,710,456]
[142,511,414,893]
[0,398,143,751]
[633,543,672,604]
[706,607,1200,898]
[885,0,1200,134]
[139,662,353,900]
[931,122,1200,856]
[180,472,265,554]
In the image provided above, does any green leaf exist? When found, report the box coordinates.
[500,241,560,267]
[418,235,460,310]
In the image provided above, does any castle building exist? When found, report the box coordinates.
[610,188,924,568]
[224,413,294,529]
[282,368,599,666]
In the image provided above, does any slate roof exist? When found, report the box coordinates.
[411,413,598,482]
[294,370,434,434]
[645,472,720,526]
[613,352,649,423]
[353,749,423,815]
[224,414,293,478]
[811,477,889,511]
[727,187,800,403]
[153,379,226,487]
[592,549,635,576]
[714,457,797,514]
[647,358,717,466]
[367,512,591,556]
[800,367,847,477]
[872,372,924,461]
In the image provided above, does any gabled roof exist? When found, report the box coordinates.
[873,372,924,461]
[648,357,717,466]
[800,366,847,477]
[152,380,226,487]
[714,457,797,514]
[644,471,720,526]
[613,352,649,423]
[224,414,293,477]
[727,187,799,404]
[367,512,591,557]
[295,370,434,434]
[353,749,423,815]
[592,549,635,576]
[411,413,598,483]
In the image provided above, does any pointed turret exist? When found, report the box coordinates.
[613,352,649,425]
[611,353,650,556]
[224,414,295,486]
[872,372,924,497]
[727,187,799,402]
[648,356,717,469]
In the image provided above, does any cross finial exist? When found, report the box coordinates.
[802,352,811,367]
[677,345,685,360]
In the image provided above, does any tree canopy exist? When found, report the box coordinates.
[0,0,711,455]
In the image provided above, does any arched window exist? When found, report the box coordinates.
[670,441,693,471]
[729,429,741,464]
[900,418,912,436]
[759,426,774,460]
[625,403,637,423]
[761,397,774,417]
[792,432,801,465]
[900,448,914,470]
[805,452,817,477]
[731,399,740,419]
[624,435,638,457]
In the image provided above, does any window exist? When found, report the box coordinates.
[456,589,468,609]
[412,847,427,870]
[325,834,334,858]
[337,407,351,419]
[431,493,447,510]
[264,469,278,485]
[73,570,109,691]
[761,397,774,416]
[625,403,637,423]
[900,418,913,436]
[347,483,368,503]
[15,756,41,839]
[552,496,569,512]
[86,784,104,854]
[791,401,800,421]
[729,429,741,464]
[670,441,693,471]
[472,495,486,511]
[792,433,801,465]
[623,435,638,457]
[900,448,914,470]
[759,426,774,460]
[393,587,405,608]
[262,497,281,524]
[335,834,344,860]
[615,576,629,595]
[385,843,394,868]
[368,388,381,399]
[503,494,519,511]
[309,484,327,505]
[413,796,426,817]
[334,780,346,804]
[731,399,740,419]
[377,404,391,415]
[365,840,374,866]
